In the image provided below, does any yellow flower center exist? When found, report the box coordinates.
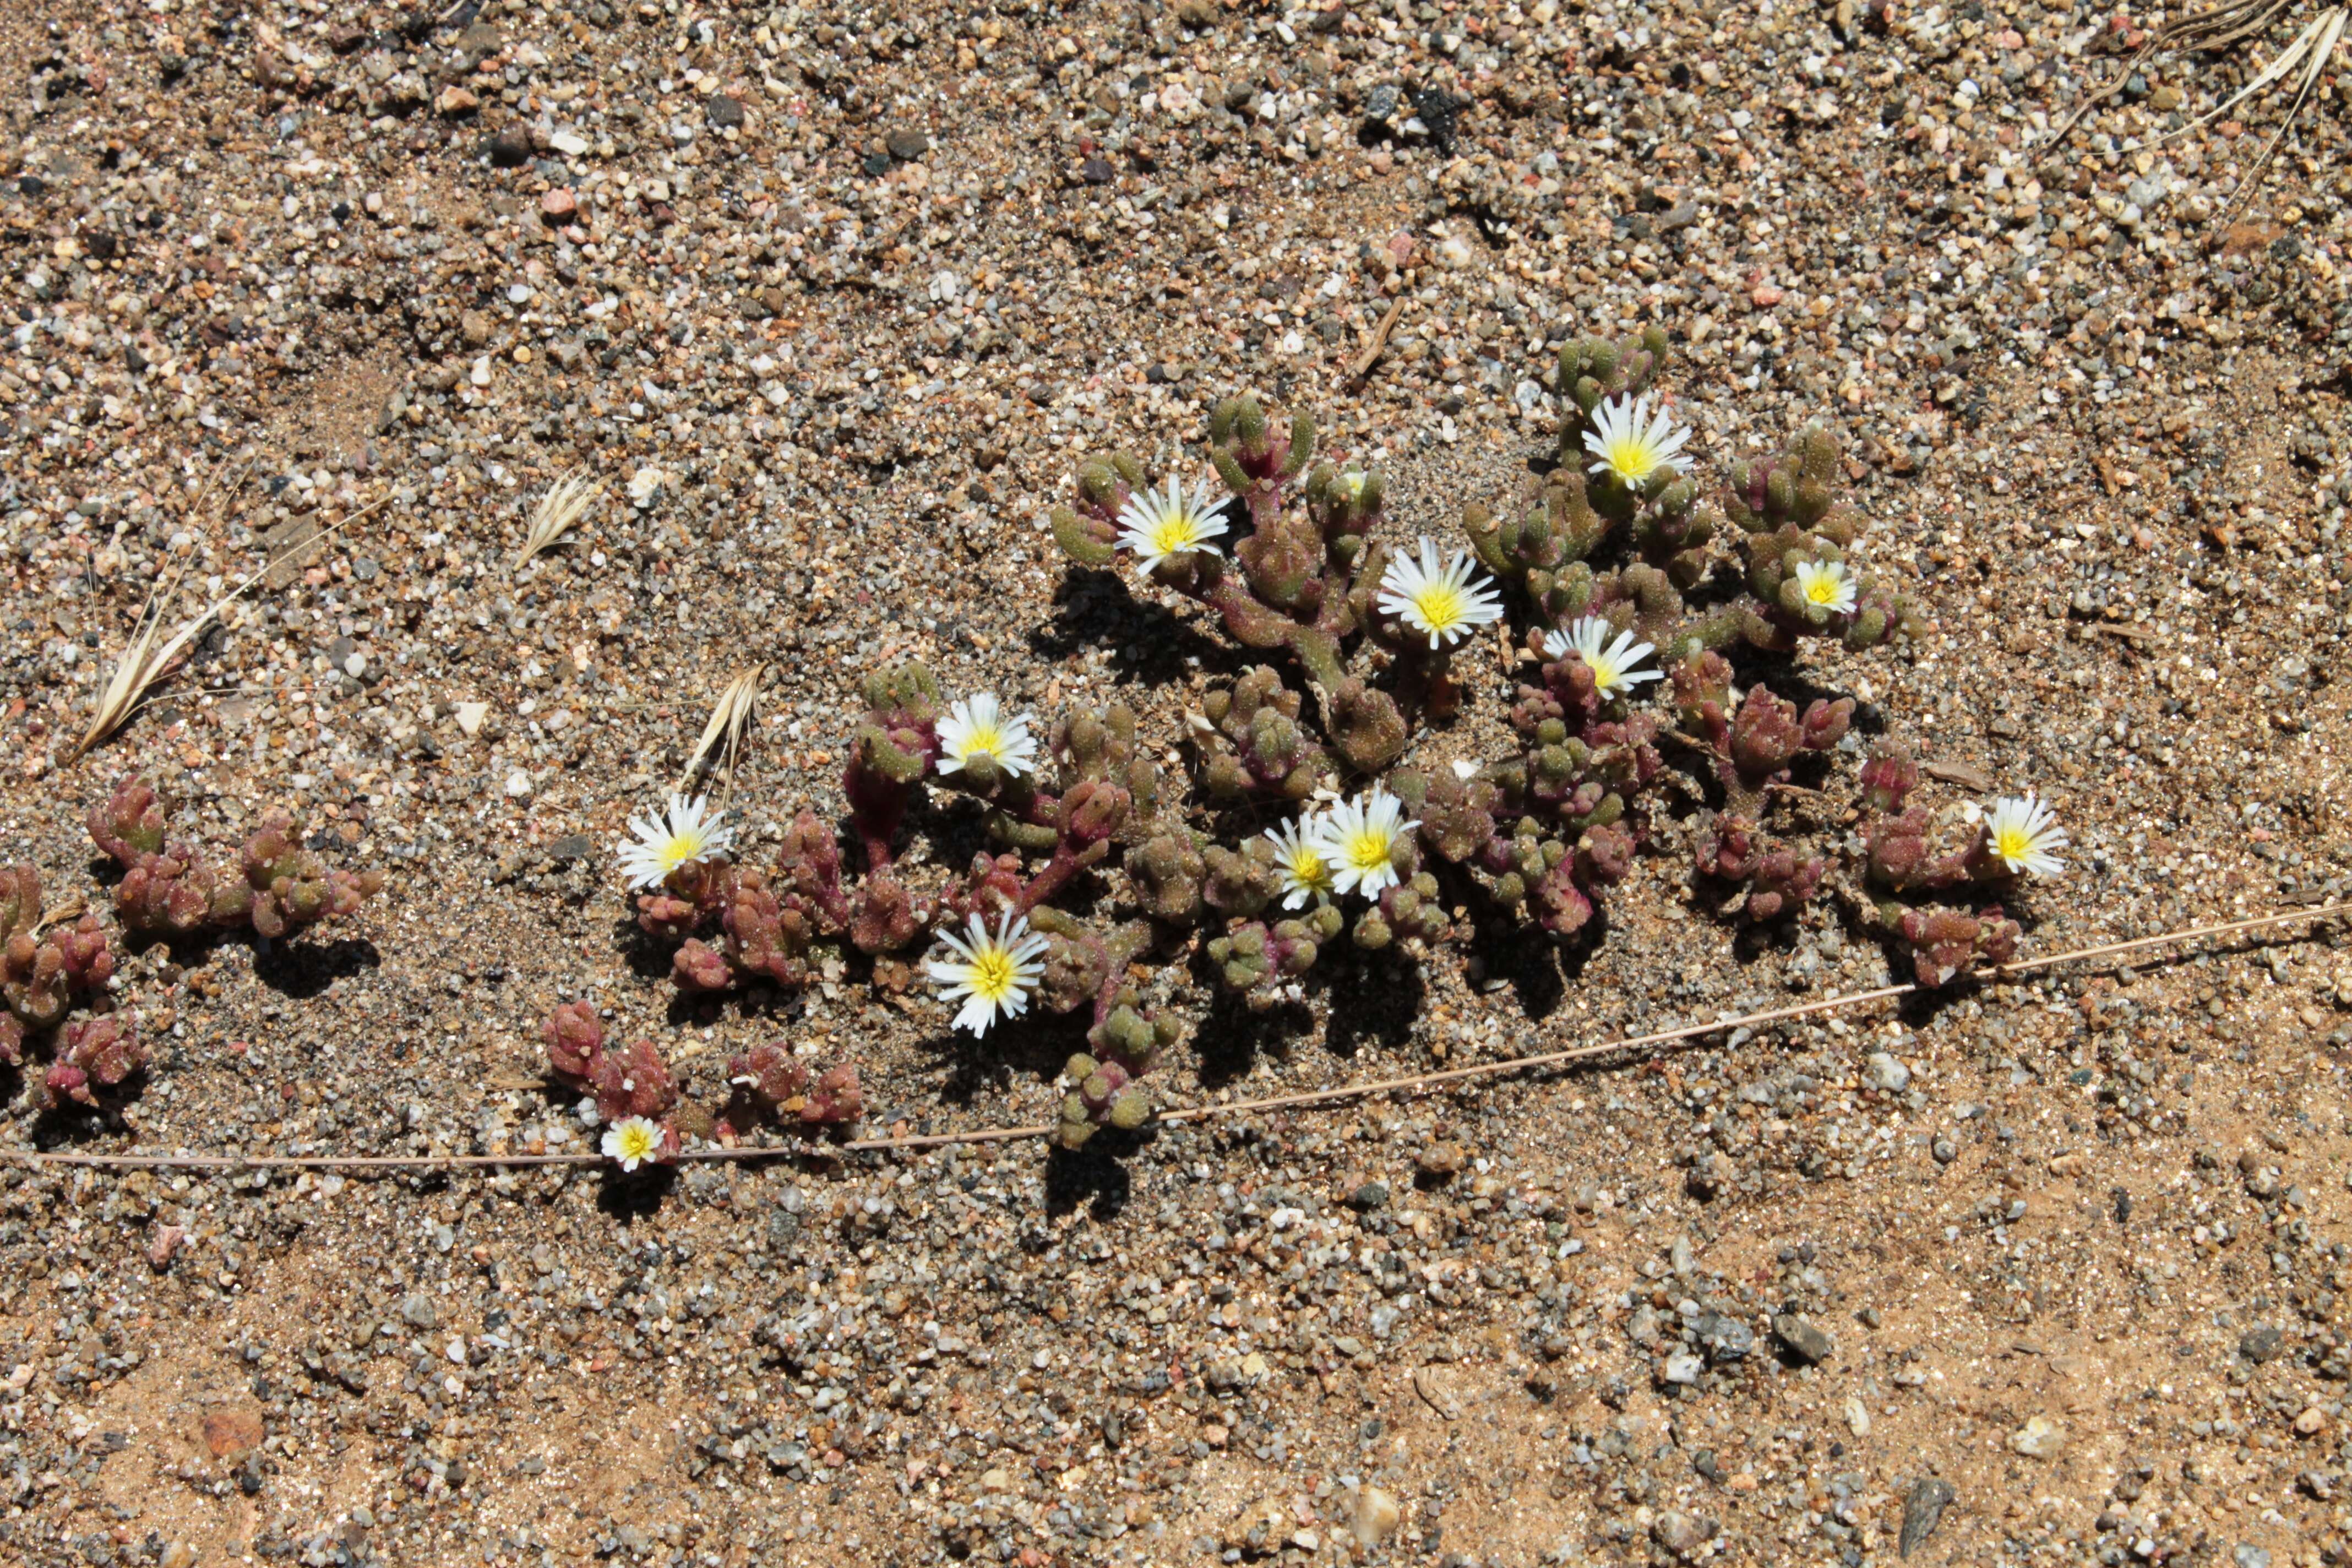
[1286,846,1333,894]
[1340,828,1392,874]
[1410,583,1468,633]
[966,948,1018,1003]
[614,1123,656,1162]
[1148,510,1209,558]
[1804,571,1843,606]
[960,722,1005,760]
[1600,433,1662,483]
[656,830,706,874]
[1994,825,2033,864]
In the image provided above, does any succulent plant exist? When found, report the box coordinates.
[0,856,136,1108]
[1196,666,1327,803]
[42,1015,144,1110]
[1897,906,2021,988]
[582,333,2036,1162]
[241,814,387,940]
[1053,1052,1151,1150]
[540,1004,678,1123]
[723,1042,863,1131]
[89,780,384,942]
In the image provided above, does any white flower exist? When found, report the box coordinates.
[1114,473,1229,571]
[1311,788,1420,900]
[1542,616,1664,698]
[925,911,1050,1036]
[1792,559,1858,616]
[1583,394,1694,486]
[1375,538,1506,651]
[1263,816,1335,910]
[601,1115,664,1172]
[936,693,1038,778]
[617,793,734,890]
[1985,793,2067,878]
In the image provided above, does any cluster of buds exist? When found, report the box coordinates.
[43,1016,143,1111]
[1050,398,1415,767]
[0,862,135,1110]
[1852,744,2051,986]
[1897,906,2022,988]
[1055,1051,1151,1149]
[1195,666,1326,803]
[1020,910,1182,1148]
[1673,653,1852,922]
[1712,427,1917,656]
[720,1041,863,1136]
[89,780,385,943]
[542,1002,684,1168]
[640,667,952,994]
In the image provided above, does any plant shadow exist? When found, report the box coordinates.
[1192,987,1313,1092]
[612,915,679,983]
[254,937,380,1000]
[28,1090,145,1147]
[918,1006,1088,1110]
[1045,1133,1143,1220]
[595,1164,679,1221]
[1324,951,1427,1061]
[1029,567,1239,688]
[1480,922,1575,1023]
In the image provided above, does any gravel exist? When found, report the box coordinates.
[0,0,2350,1563]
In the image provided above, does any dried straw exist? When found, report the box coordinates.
[678,665,765,804]
[74,493,393,760]
[2042,0,2345,219]
[514,471,601,570]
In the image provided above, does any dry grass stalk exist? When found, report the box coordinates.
[514,471,601,569]
[30,896,88,936]
[2043,0,2343,219]
[679,664,766,803]
[74,493,393,760]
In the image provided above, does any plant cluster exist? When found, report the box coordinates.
[89,780,386,943]
[602,330,2062,1157]
[538,1001,862,1165]
[5,778,388,1114]
[1,783,386,1113]
[0,863,132,1110]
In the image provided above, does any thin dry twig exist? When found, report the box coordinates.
[69,462,242,760]
[678,664,766,805]
[514,471,601,570]
[2040,0,2295,154]
[1348,297,1409,383]
[1920,759,1995,791]
[29,896,88,937]
[4,901,2345,1177]
[2039,0,2343,220]
[75,493,394,760]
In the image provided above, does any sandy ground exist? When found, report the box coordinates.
[3,0,2352,1565]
